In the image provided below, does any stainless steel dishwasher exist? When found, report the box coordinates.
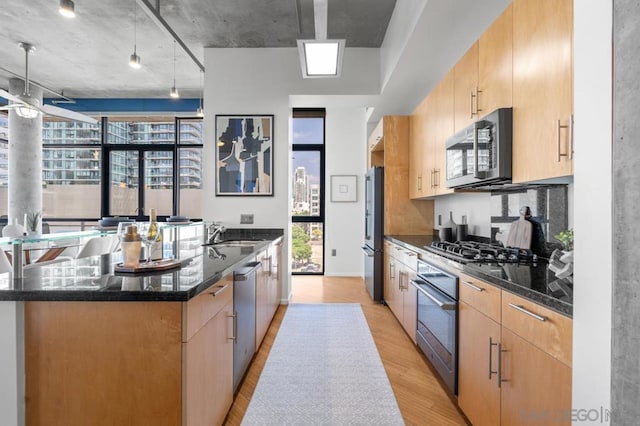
[233,261,261,393]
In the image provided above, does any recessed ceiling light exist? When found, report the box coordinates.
[297,39,345,78]
[59,0,76,18]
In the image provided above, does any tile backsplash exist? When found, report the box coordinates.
[434,184,571,247]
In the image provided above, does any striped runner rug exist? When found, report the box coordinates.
[241,303,404,425]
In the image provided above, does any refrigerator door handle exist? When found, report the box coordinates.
[361,246,375,257]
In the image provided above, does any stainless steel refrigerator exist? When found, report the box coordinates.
[362,167,384,302]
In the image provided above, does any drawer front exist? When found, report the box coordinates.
[459,273,501,323]
[399,247,418,271]
[183,275,234,342]
[501,291,572,367]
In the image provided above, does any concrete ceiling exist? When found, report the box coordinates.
[0,0,396,99]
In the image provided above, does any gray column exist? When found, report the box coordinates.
[613,0,640,424]
[8,78,42,233]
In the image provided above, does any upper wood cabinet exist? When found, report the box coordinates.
[454,42,480,133]
[371,116,434,234]
[409,71,454,199]
[478,3,513,117]
[409,96,429,199]
[430,71,455,195]
[454,4,513,134]
[368,119,384,168]
[512,0,573,183]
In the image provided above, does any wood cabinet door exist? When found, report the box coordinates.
[512,0,573,183]
[478,3,513,115]
[454,42,479,133]
[184,300,234,426]
[255,250,270,348]
[500,327,572,426]
[384,250,402,321]
[432,70,455,195]
[409,97,428,199]
[458,302,501,426]
[403,268,418,344]
[271,240,283,315]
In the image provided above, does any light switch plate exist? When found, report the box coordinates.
[240,214,254,224]
[331,249,337,256]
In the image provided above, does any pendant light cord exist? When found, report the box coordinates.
[173,40,177,86]
[133,1,137,53]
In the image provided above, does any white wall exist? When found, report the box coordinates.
[203,48,379,298]
[572,0,612,422]
[434,192,492,238]
[324,106,367,276]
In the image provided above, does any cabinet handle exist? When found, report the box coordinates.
[431,168,436,188]
[497,343,508,388]
[488,337,499,380]
[470,90,475,118]
[508,303,547,322]
[228,312,238,342]
[475,87,482,116]
[267,256,273,277]
[389,262,395,281]
[462,280,484,292]
[404,251,416,257]
[434,169,440,188]
[556,119,571,162]
[398,270,403,290]
[569,114,574,160]
[417,175,422,191]
[210,283,230,297]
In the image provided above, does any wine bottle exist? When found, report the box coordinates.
[148,208,163,261]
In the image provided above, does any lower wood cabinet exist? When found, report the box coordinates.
[384,240,418,343]
[458,274,572,426]
[184,298,234,425]
[500,327,572,426]
[458,301,501,426]
[255,239,282,349]
[25,276,236,426]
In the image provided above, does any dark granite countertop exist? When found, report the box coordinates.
[0,229,284,302]
[386,235,572,317]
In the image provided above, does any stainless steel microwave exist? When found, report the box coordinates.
[445,108,512,189]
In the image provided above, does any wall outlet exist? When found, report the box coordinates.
[331,249,337,256]
[240,214,254,224]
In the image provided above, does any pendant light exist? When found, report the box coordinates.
[129,1,141,69]
[170,40,179,98]
[196,70,204,117]
[59,0,76,18]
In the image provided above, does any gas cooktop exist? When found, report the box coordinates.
[424,240,541,264]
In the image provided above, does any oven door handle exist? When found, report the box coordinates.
[410,279,457,310]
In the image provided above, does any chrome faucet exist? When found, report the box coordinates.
[207,222,226,244]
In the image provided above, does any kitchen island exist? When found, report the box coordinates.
[0,227,284,426]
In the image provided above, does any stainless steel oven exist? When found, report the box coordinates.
[410,258,458,394]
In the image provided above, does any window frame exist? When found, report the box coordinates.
[291,108,326,275]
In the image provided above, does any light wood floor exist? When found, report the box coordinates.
[224,276,468,426]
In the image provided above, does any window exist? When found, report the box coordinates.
[103,117,203,220]
[291,109,325,274]
[0,115,203,231]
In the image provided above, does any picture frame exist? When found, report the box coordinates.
[330,175,357,202]
[215,114,274,196]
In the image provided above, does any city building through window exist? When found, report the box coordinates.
[0,114,203,231]
[291,109,325,274]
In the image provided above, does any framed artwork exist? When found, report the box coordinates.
[330,175,357,202]
[215,114,274,195]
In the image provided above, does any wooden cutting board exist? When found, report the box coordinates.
[505,216,532,249]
